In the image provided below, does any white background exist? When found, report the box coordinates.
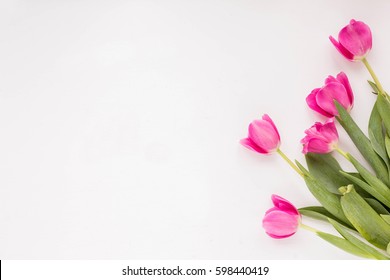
[1,0,389,259]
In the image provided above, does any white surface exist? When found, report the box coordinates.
[0,0,389,259]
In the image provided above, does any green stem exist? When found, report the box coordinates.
[300,223,318,233]
[277,149,304,177]
[335,147,349,160]
[362,58,386,97]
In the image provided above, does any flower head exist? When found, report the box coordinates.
[301,118,339,154]
[262,195,301,239]
[306,72,354,117]
[329,19,372,61]
[240,114,281,155]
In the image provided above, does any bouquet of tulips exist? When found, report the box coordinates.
[240,19,390,259]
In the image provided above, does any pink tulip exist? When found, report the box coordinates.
[306,72,354,117]
[329,19,372,61]
[240,114,281,154]
[301,118,339,154]
[262,195,301,239]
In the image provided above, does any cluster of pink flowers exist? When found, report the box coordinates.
[241,20,372,239]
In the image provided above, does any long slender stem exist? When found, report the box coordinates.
[335,147,349,160]
[276,149,304,177]
[362,58,386,97]
[300,223,318,233]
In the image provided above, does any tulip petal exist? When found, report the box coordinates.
[262,114,281,142]
[325,75,338,85]
[336,72,354,108]
[240,115,281,155]
[262,210,300,239]
[319,119,338,141]
[248,120,280,153]
[338,20,372,59]
[303,138,333,154]
[266,232,296,239]
[329,36,355,60]
[271,194,300,215]
[316,82,352,116]
[301,118,339,154]
[307,72,354,117]
[306,88,333,117]
[303,123,329,142]
[240,138,267,154]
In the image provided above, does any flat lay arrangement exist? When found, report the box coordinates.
[241,19,390,259]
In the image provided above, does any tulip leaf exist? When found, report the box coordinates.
[365,198,390,215]
[380,214,390,225]
[328,218,390,260]
[299,206,338,221]
[299,206,353,229]
[316,231,376,259]
[340,185,390,250]
[344,172,363,180]
[368,102,390,169]
[340,170,390,208]
[341,172,371,197]
[295,160,309,176]
[305,153,353,194]
[295,161,351,226]
[335,101,389,185]
[345,154,390,206]
[305,153,370,197]
[368,80,379,95]
[388,242,390,255]
[376,93,390,138]
[385,134,390,160]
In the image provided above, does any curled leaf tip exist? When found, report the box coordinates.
[339,184,353,195]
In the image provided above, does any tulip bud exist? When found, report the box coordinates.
[329,19,372,61]
[262,195,301,239]
[240,114,281,155]
[306,72,354,117]
[301,118,339,154]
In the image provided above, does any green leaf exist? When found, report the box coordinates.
[385,134,390,159]
[305,153,353,194]
[344,172,364,180]
[341,172,371,197]
[381,214,390,225]
[316,231,375,259]
[368,102,390,169]
[294,161,351,226]
[299,206,338,221]
[295,160,309,176]
[345,155,390,208]
[368,80,379,95]
[304,154,370,198]
[335,101,389,185]
[299,206,354,229]
[376,93,390,139]
[328,218,390,260]
[340,170,390,208]
[340,185,390,250]
[365,198,390,215]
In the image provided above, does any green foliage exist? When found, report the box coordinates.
[295,161,351,226]
[335,101,389,185]
[340,186,390,250]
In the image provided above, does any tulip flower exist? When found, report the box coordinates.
[306,72,354,117]
[301,118,339,154]
[240,114,280,154]
[329,19,372,61]
[262,195,301,239]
